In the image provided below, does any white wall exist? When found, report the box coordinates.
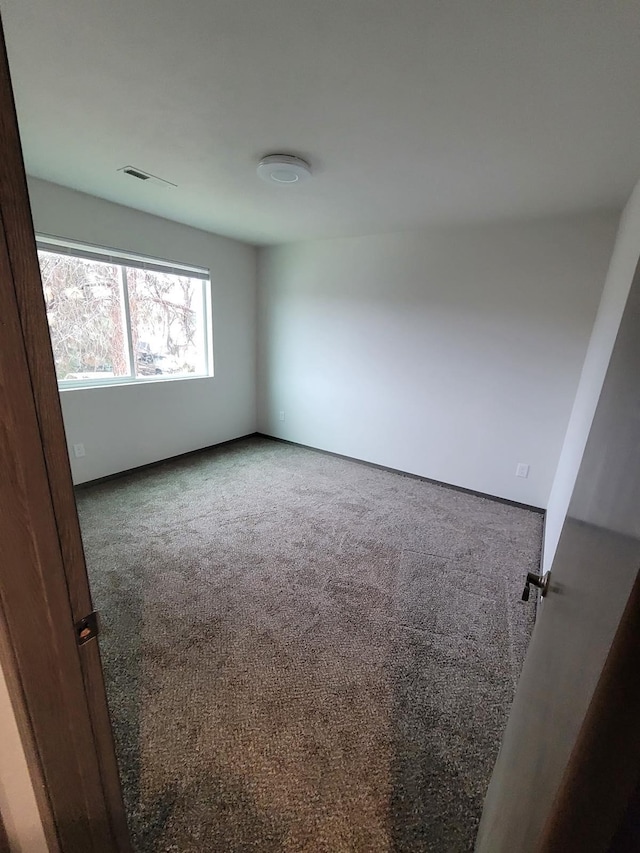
[0,665,49,853]
[258,213,619,508]
[542,182,640,570]
[27,178,257,484]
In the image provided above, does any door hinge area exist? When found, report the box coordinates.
[75,611,99,645]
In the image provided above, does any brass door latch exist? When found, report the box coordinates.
[75,611,99,645]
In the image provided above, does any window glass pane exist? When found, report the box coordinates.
[125,267,207,378]
[38,250,130,382]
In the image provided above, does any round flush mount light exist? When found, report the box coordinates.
[257,154,312,184]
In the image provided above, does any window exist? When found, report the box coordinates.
[37,237,212,388]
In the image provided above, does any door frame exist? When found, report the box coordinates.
[0,16,129,852]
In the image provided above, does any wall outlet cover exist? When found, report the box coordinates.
[73,443,86,458]
[516,462,530,478]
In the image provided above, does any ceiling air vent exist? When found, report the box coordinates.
[117,166,177,188]
[123,167,150,180]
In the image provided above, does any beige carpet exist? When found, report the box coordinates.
[77,436,542,852]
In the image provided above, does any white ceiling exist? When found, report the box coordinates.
[2,0,639,245]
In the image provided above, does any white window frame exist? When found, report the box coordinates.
[36,234,214,390]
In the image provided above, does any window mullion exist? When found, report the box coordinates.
[120,267,136,378]
[201,278,210,375]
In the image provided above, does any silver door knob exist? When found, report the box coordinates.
[522,571,550,601]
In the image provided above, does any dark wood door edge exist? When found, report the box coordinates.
[0,202,115,849]
[0,19,91,627]
[0,14,129,851]
[0,804,10,853]
[608,770,640,852]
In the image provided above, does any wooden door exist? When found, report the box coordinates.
[476,256,640,852]
[0,813,8,853]
[0,13,129,852]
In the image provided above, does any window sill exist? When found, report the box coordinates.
[58,374,213,392]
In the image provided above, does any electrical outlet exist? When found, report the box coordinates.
[516,462,530,479]
[279,411,285,422]
[73,443,86,459]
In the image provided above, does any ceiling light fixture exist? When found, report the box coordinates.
[257,154,312,185]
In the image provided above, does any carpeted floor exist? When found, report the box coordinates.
[77,436,542,852]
